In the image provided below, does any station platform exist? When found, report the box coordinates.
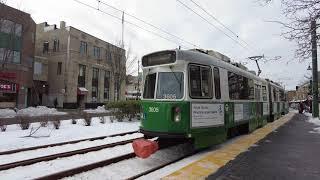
[164,112,320,180]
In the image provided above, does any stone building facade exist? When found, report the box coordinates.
[35,21,126,108]
[0,4,36,108]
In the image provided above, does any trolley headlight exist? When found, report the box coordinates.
[173,107,181,122]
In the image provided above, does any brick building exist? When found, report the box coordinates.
[0,4,36,108]
[35,21,126,108]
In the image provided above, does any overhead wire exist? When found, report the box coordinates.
[187,0,261,54]
[97,0,200,48]
[73,0,191,49]
[176,0,253,53]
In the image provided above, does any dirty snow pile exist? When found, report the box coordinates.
[306,113,320,134]
[0,109,16,118]
[84,105,109,113]
[17,106,67,116]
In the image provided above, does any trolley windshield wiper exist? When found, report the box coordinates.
[170,68,182,91]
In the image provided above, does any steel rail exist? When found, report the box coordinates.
[0,138,140,171]
[35,141,192,180]
[0,130,138,156]
[126,151,198,180]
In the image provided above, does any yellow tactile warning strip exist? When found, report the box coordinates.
[163,112,295,180]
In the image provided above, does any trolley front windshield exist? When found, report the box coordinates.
[143,72,184,99]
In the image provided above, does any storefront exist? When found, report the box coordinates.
[0,80,18,108]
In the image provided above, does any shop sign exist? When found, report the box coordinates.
[0,82,17,93]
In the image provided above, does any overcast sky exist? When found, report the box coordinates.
[5,0,314,90]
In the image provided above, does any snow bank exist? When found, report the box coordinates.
[0,109,16,118]
[307,114,320,134]
[17,106,66,116]
[83,105,109,113]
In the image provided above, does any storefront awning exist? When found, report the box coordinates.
[77,87,88,95]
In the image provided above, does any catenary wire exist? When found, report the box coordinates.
[73,0,192,49]
[177,0,254,53]
[187,0,261,54]
[97,0,200,48]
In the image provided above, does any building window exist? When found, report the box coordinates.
[228,72,254,100]
[43,42,49,54]
[104,70,110,99]
[31,33,35,44]
[93,46,100,59]
[0,20,14,34]
[213,67,221,99]
[53,39,59,52]
[78,64,86,87]
[0,48,4,62]
[189,64,212,99]
[92,68,99,99]
[80,41,87,55]
[106,50,112,61]
[57,62,62,75]
[34,62,43,75]
[15,23,22,37]
[12,51,20,64]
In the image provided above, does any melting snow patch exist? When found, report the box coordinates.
[0,109,16,118]
[17,106,66,116]
[251,144,259,147]
[307,116,320,134]
[83,105,110,113]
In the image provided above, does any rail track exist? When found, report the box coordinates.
[0,131,141,171]
[0,130,138,156]
[35,141,196,180]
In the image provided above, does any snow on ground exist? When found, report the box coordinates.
[66,144,194,180]
[83,105,110,113]
[63,135,244,180]
[0,106,68,118]
[17,106,67,116]
[0,133,142,165]
[137,135,245,179]
[306,112,320,134]
[0,143,134,179]
[0,117,140,151]
[0,108,16,118]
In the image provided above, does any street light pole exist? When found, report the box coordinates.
[311,19,319,118]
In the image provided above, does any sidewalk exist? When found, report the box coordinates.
[208,113,320,180]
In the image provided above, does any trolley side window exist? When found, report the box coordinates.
[262,85,267,101]
[143,73,156,99]
[273,87,277,101]
[156,72,184,99]
[280,90,285,101]
[228,72,254,100]
[255,84,261,101]
[213,67,221,99]
[189,64,213,99]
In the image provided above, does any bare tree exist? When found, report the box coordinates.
[113,41,138,100]
[261,0,320,61]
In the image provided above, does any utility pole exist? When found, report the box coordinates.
[136,60,140,99]
[121,11,124,49]
[311,19,319,118]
